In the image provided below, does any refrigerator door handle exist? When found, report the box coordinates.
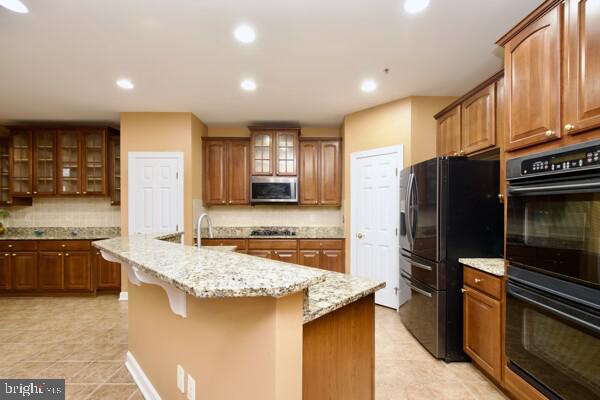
[406,173,415,244]
[411,173,419,241]
[407,282,433,298]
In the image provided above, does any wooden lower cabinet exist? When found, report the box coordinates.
[64,251,91,290]
[0,239,121,295]
[272,250,298,264]
[0,253,11,290]
[13,252,37,290]
[248,249,272,259]
[38,252,64,290]
[298,250,320,268]
[94,250,121,290]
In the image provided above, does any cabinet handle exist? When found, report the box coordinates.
[474,277,484,284]
[545,130,555,137]
[564,124,575,131]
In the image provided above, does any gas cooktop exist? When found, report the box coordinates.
[249,229,297,237]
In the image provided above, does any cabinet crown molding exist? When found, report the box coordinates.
[495,0,563,47]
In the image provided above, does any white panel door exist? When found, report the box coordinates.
[130,154,182,235]
[351,146,402,309]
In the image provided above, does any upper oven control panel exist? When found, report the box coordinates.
[522,143,600,175]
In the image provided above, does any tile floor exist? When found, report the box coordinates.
[0,296,507,399]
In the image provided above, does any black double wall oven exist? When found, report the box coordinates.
[506,140,600,400]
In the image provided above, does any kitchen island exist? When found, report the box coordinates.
[93,233,384,400]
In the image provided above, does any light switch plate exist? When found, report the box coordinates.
[187,374,196,400]
[177,365,185,393]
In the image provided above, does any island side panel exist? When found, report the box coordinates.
[128,282,304,400]
[302,293,375,400]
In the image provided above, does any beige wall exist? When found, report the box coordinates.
[410,96,457,164]
[5,198,120,227]
[129,282,303,400]
[120,112,206,245]
[341,96,456,268]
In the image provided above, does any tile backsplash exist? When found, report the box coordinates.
[203,205,343,227]
[2,197,120,228]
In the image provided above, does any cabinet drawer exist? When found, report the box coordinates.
[298,239,343,250]
[201,239,248,251]
[0,241,38,252]
[38,240,92,251]
[463,266,502,299]
[248,239,297,250]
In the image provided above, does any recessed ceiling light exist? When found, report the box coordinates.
[361,80,377,93]
[116,79,134,90]
[404,0,430,14]
[240,79,257,91]
[0,0,29,14]
[234,25,256,44]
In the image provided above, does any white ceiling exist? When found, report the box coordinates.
[0,0,540,126]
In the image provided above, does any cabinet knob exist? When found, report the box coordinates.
[3,253,8,257]
[461,288,466,293]
[12,253,16,257]
[7,201,11,204]
[26,191,30,195]
[8,244,12,248]
[83,192,87,194]
[474,277,484,284]
[498,193,504,202]
[58,253,62,256]
[61,244,66,248]
[564,124,575,131]
[459,150,465,156]
[65,253,70,256]
[452,152,458,156]
[33,191,38,195]
[76,192,80,194]
[545,130,555,137]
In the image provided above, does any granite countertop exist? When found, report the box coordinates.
[93,233,327,299]
[459,258,505,277]
[304,272,385,323]
[94,232,384,323]
[0,227,121,241]
[197,226,345,239]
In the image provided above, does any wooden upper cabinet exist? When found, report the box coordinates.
[275,131,298,176]
[250,127,300,176]
[299,141,320,205]
[57,130,82,195]
[82,130,107,195]
[503,5,563,151]
[0,139,10,205]
[108,134,121,205]
[461,84,496,154]
[319,141,341,205]
[203,140,228,205]
[299,139,342,206]
[227,140,250,205]
[10,130,33,196]
[564,0,600,135]
[33,129,57,195]
[251,131,274,176]
[437,106,462,156]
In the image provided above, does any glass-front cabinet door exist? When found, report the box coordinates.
[276,131,297,176]
[108,135,120,205]
[251,131,273,175]
[33,130,56,195]
[58,130,81,195]
[0,139,9,204]
[10,130,33,196]
[82,130,106,195]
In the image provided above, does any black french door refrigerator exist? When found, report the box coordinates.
[399,157,503,362]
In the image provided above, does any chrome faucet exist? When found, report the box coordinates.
[196,213,214,248]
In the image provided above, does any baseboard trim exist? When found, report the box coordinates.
[126,351,161,400]
[119,291,128,301]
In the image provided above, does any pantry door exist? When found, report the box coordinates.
[128,152,183,238]
[351,145,403,309]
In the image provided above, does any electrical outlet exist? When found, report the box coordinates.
[187,374,196,400]
[177,365,185,393]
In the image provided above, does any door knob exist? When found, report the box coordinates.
[545,130,555,137]
[564,124,575,131]
[356,233,364,239]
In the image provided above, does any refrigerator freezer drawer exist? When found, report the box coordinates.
[401,250,444,290]
[399,274,446,358]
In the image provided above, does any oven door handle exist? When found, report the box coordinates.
[508,285,600,335]
[509,180,600,195]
